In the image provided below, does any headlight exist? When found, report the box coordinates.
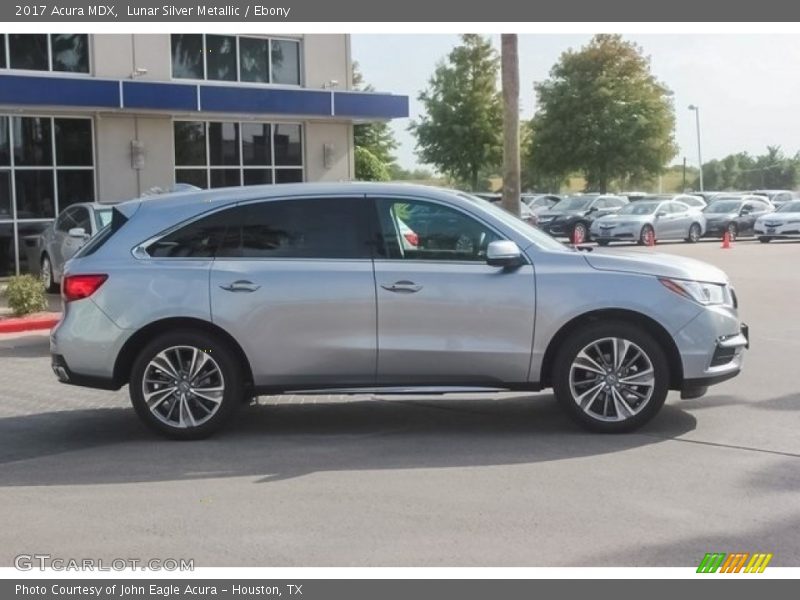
[659,278,733,306]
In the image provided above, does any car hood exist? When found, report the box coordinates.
[584,250,728,284]
[758,211,800,222]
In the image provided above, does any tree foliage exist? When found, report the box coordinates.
[527,34,677,193]
[352,61,398,180]
[411,34,503,191]
[698,146,799,191]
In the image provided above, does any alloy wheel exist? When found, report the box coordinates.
[689,224,700,242]
[41,257,52,290]
[568,337,655,422]
[142,346,225,429]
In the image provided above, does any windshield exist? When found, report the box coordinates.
[552,197,592,212]
[618,202,659,215]
[458,193,567,252]
[705,200,742,214]
[95,208,113,230]
[777,200,800,213]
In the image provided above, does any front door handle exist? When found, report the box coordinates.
[381,280,422,293]
[220,280,261,293]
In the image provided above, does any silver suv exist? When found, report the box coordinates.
[51,183,749,439]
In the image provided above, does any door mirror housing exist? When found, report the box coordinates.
[68,227,88,239]
[656,211,667,218]
[740,208,751,216]
[486,240,524,268]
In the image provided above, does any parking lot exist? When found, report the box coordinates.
[0,238,798,567]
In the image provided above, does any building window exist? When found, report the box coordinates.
[170,34,301,85]
[0,115,95,276]
[174,121,303,190]
[2,34,90,73]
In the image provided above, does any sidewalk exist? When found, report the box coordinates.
[0,292,62,334]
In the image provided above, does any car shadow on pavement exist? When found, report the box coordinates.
[0,397,697,487]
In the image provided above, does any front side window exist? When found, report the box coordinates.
[376,199,500,262]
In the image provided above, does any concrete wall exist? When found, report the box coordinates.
[304,121,355,182]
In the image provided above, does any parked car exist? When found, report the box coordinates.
[479,194,538,226]
[751,190,795,207]
[701,195,774,240]
[672,194,707,212]
[522,194,561,215]
[590,199,706,246]
[754,199,800,242]
[32,203,113,292]
[50,183,748,439]
[537,194,629,241]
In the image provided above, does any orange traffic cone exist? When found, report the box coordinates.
[721,231,731,249]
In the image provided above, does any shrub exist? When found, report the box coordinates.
[2,275,48,317]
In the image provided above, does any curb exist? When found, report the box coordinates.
[0,313,61,334]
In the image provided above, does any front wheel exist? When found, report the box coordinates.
[572,222,588,244]
[129,330,244,440]
[552,321,670,432]
[726,222,738,241]
[686,223,701,243]
[638,225,655,246]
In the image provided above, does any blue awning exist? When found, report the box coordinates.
[0,74,409,121]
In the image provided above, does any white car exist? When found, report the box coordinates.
[754,199,800,242]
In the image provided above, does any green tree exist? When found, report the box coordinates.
[528,34,677,193]
[410,34,502,191]
[352,61,398,180]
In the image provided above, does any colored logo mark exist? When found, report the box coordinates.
[697,552,773,573]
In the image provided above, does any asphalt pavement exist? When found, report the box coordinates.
[0,238,798,567]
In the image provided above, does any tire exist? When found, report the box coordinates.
[638,225,655,246]
[129,329,244,440]
[597,240,610,247]
[726,222,738,241]
[41,254,58,293]
[572,222,588,243]
[758,236,772,243]
[686,223,701,243]
[552,320,670,433]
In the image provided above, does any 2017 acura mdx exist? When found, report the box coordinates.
[51,183,748,439]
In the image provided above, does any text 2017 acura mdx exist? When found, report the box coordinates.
[51,183,748,439]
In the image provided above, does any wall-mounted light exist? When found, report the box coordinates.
[322,79,339,90]
[131,67,148,78]
[131,140,145,170]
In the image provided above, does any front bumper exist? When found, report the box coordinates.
[754,223,800,238]
[591,225,639,241]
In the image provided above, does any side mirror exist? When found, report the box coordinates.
[656,211,667,218]
[740,208,751,216]
[487,240,524,268]
[68,227,88,239]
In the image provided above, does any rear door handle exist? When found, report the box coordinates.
[220,280,260,293]
[381,280,422,293]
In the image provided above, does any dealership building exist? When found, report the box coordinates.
[0,33,408,275]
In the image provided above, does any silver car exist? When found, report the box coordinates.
[754,199,800,242]
[591,200,706,246]
[34,203,113,292]
[50,183,748,439]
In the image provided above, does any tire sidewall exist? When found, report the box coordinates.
[688,223,701,243]
[129,330,243,440]
[41,255,57,293]
[639,225,654,246]
[553,321,670,433]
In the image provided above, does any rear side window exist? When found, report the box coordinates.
[219,197,370,259]
[75,207,129,258]
[148,209,233,258]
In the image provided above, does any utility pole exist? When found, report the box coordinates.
[688,105,704,191]
[501,34,521,216]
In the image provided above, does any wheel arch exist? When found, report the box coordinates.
[538,308,684,390]
[113,317,254,389]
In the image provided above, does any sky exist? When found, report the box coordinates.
[351,34,800,172]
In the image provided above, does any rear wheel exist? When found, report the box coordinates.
[686,223,701,243]
[726,222,738,241]
[552,321,670,433]
[129,330,244,440]
[758,236,772,243]
[41,254,58,293]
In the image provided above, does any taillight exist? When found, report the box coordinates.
[62,274,108,302]
[404,232,419,247]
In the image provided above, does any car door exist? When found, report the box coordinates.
[371,196,536,386]
[60,205,92,264]
[50,207,78,278]
[737,201,760,234]
[208,196,377,389]
[652,202,674,238]
[668,202,693,239]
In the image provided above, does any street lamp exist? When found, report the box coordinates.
[688,104,703,192]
